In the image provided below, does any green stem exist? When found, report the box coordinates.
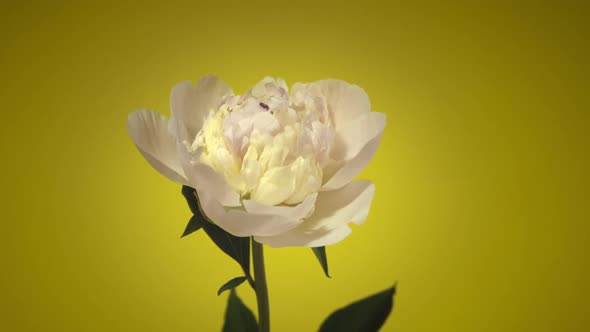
[252,238,270,332]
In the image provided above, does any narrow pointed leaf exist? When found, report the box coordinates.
[218,276,247,296]
[181,186,252,281]
[222,289,258,332]
[181,185,201,215]
[201,221,251,278]
[319,284,397,332]
[312,246,331,278]
[181,214,204,238]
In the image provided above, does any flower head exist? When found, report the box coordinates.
[128,75,385,247]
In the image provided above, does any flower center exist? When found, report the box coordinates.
[191,78,334,206]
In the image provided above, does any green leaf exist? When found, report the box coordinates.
[319,284,397,332]
[181,186,252,282]
[218,276,247,296]
[222,289,258,332]
[181,185,201,215]
[181,214,204,238]
[201,220,251,277]
[312,246,331,278]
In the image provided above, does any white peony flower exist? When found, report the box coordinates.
[127,75,385,247]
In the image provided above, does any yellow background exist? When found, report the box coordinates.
[2,1,589,331]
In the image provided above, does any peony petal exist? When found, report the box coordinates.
[322,112,386,191]
[255,180,375,247]
[176,145,242,207]
[251,164,296,206]
[127,109,188,184]
[170,75,233,139]
[243,192,317,220]
[255,225,352,248]
[197,189,301,237]
[316,79,371,127]
[322,132,384,191]
[331,112,386,161]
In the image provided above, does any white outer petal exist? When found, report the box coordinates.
[255,180,375,247]
[322,112,386,191]
[331,112,386,162]
[127,109,188,184]
[243,193,317,220]
[258,225,353,248]
[316,79,371,127]
[170,75,233,140]
[197,189,301,237]
[322,133,383,191]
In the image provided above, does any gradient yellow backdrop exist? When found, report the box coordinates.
[2,1,589,331]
